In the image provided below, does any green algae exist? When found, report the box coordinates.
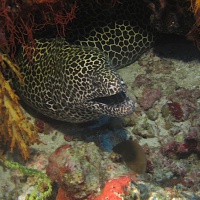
[2,159,52,200]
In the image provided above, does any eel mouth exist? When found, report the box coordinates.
[88,90,135,116]
[92,91,128,106]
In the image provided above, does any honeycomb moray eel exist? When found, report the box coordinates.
[66,0,155,69]
[15,1,155,123]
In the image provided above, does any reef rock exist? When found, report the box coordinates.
[46,141,131,199]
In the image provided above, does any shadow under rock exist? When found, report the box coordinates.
[154,34,200,62]
[19,100,129,151]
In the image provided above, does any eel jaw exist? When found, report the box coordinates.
[86,90,135,117]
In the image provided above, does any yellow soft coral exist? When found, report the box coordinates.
[0,53,39,160]
[191,0,200,25]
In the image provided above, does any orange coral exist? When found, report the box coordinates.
[56,188,71,200]
[55,175,136,200]
[191,0,200,25]
[188,0,200,48]
[93,176,132,200]
[0,53,39,160]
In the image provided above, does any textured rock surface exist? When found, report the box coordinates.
[46,141,131,199]
[1,35,200,200]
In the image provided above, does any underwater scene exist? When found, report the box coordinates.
[0,0,200,199]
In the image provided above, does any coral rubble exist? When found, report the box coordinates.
[46,141,133,199]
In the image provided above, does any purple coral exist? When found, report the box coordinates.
[137,88,162,110]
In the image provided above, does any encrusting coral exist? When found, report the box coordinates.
[0,52,39,160]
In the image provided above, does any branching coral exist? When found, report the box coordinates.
[0,52,39,160]
[0,0,77,58]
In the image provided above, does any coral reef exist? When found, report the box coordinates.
[1,159,52,200]
[0,0,77,58]
[161,101,189,122]
[93,175,139,200]
[144,0,200,48]
[145,0,195,34]
[0,0,78,159]
[117,40,200,197]
[46,141,133,199]
[0,0,119,160]
[0,1,199,199]
[24,0,62,5]
[161,127,200,159]
[55,175,141,200]
[56,188,70,200]
[137,88,162,110]
[0,53,39,160]
[2,40,198,198]
[188,0,200,47]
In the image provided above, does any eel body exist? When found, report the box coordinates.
[15,0,155,123]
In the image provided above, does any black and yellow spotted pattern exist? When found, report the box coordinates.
[16,39,134,122]
[66,0,155,69]
[15,0,155,123]
[73,20,154,69]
